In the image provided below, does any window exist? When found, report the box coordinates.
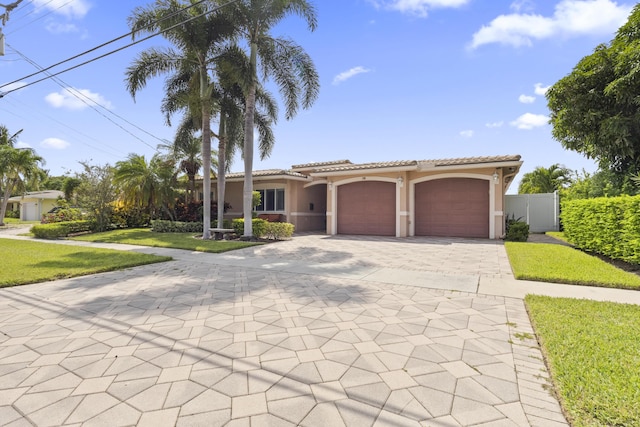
[255,188,285,212]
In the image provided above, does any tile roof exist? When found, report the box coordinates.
[418,155,522,167]
[291,160,352,169]
[313,160,418,173]
[223,169,309,179]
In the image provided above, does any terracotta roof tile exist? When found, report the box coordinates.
[223,169,309,179]
[418,155,522,167]
[313,160,417,173]
[291,160,352,169]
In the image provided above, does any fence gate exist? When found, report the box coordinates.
[505,192,559,233]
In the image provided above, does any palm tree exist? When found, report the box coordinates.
[232,0,320,238]
[161,125,203,203]
[113,153,177,219]
[0,144,44,225]
[126,0,235,239]
[0,125,22,147]
[518,164,573,194]
[161,51,277,230]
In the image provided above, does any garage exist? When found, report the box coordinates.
[337,181,396,236]
[415,178,489,238]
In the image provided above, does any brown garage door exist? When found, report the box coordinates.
[337,181,395,236]
[415,178,489,238]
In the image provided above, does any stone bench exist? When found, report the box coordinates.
[210,228,235,240]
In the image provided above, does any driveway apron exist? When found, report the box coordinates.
[0,234,567,426]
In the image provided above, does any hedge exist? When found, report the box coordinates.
[151,219,234,233]
[562,195,640,264]
[263,222,295,240]
[232,218,268,238]
[31,220,92,239]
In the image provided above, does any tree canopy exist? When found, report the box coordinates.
[518,164,572,194]
[547,4,640,176]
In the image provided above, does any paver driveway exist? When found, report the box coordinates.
[0,235,566,426]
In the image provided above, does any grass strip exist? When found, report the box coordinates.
[505,242,640,289]
[526,295,640,427]
[70,228,261,253]
[0,239,171,287]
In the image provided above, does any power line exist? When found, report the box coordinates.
[5,0,73,33]
[0,0,239,93]
[3,96,127,159]
[9,45,164,151]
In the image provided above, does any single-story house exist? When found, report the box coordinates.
[6,190,64,221]
[200,155,522,239]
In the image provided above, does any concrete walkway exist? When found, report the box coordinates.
[1,231,634,426]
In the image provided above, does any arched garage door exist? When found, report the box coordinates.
[415,178,489,238]
[337,181,395,236]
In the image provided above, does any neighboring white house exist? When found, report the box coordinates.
[6,190,64,221]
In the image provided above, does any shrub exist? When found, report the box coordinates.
[41,208,83,224]
[151,220,203,233]
[110,206,151,229]
[151,219,234,233]
[232,218,268,238]
[263,222,295,240]
[505,221,529,242]
[5,210,19,218]
[31,220,92,239]
[562,195,640,263]
[172,200,232,222]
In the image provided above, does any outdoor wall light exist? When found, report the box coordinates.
[328,182,333,190]
[493,170,500,184]
[397,176,404,187]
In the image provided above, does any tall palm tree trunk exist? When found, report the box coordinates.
[201,68,212,240]
[217,114,226,232]
[242,43,258,239]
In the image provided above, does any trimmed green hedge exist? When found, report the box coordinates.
[31,220,92,239]
[562,195,640,264]
[151,219,232,233]
[264,222,295,240]
[232,218,268,238]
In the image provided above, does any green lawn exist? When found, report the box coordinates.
[70,228,261,253]
[0,239,171,287]
[545,231,571,244]
[505,242,640,289]
[526,295,640,427]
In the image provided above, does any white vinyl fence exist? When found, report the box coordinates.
[505,192,560,233]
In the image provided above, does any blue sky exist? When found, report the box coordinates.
[0,0,635,193]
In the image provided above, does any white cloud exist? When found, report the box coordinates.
[510,0,535,13]
[15,141,31,149]
[510,113,549,129]
[470,0,633,49]
[41,138,70,150]
[45,88,113,110]
[519,94,536,103]
[534,83,550,95]
[332,66,372,85]
[368,0,470,17]
[486,121,504,128]
[460,130,474,138]
[1,81,28,92]
[32,0,91,19]
[45,22,79,34]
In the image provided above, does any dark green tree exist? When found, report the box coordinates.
[547,4,640,176]
[518,164,572,194]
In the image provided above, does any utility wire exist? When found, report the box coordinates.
[5,0,73,33]
[0,0,238,92]
[10,45,163,151]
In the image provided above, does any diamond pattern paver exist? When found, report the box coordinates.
[0,234,567,426]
